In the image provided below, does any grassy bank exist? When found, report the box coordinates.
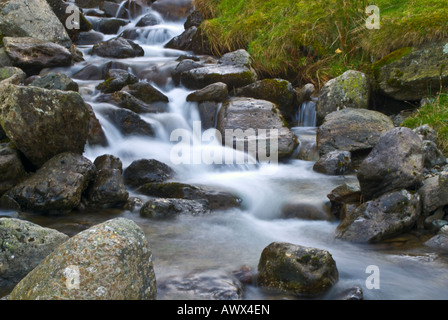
[194,0,448,86]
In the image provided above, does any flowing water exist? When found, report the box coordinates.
[4,1,448,300]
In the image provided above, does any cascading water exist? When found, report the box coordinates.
[16,1,448,300]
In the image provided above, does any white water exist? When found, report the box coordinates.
[28,1,448,300]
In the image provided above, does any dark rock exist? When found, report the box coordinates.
[184,10,203,29]
[95,18,130,35]
[91,37,144,59]
[140,198,210,219]
[29,72,79,92]
[108,91,167,113]
[422,140,445,169]
[313,150,352,175]
[418,172,448,215]
[151,0,193,21]
[123,159,174,187]
[101,108,155,137]
[171,59,203,85]
[85,103,108,147]
[186,82,228,103]
[0,143,26,196]
[197,101,220,130]
[76,31,104,45]
[327,182,362,219]
[96,69,138,93]
[136,12,161,27]
[121,81,169,104]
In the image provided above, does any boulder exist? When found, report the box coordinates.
[100,107,156,137]
[3,37,72,74]
[357,127,424,200]
[316,108,395,156]
[96,69,138,94]
[257,242,339,297]
[0,143,26,196]
[418,172,448,215]
[136,12,162,27]
[422,140,446,169]
[197,101,220,130]
[94,18,130,35]
[85,103,108,147]
[413,124,438,144]
[91,37,144,59]
[106,91,167,114]
[8,218,157,300]
[425,226,448,251]
[335,190,421,243]
[186,82,228,103]
[0,218,69,293]
[217,97,298,160]
[313,150,352,175]
[140,198,210,219]
[0,84,90,167]
[0,66,26,85]
[29,72,79,92]
[327,181,362,219]
[121,81,169,104]
[373,43,448,101]
[2,153,96,214]
[76,31,104,46]
[0,0,72,47]
[316,70,370,125]
[123,159,174,188]
[184,10,203,29]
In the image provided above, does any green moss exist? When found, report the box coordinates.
[372,47,412,79]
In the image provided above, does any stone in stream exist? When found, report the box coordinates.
[0,84,90,168]
[425,225,448,251]
[121,81,169,104]
[85,103,109,147]
[171,59,203,85]
[2,153,96,214]
[29,72,79,92]
[2,37,73,74]
[76,31,105,46]
[136,12,162,27]
[313,150,352,176]
[335,189,421,243]
[257,242,339,297]
[281,202,333,221]
[0,218,69,295]
[100,107,156,137]
[0,143,26,196]
[418,171,448,216]
[327,181,362,220]
[106,91,167,114]
[123,159,175,188]
[94,18,130,35]
[8,218,157,300]
[186,82,229,103]
[96,69,138,94]
[357,127,424,201]
[140,198,211,219]
[151,0,194,21]
[91,37,144,59]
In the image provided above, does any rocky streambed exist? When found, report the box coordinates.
[1,0,448,300]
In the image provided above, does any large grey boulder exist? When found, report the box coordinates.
[0,0,72,47]
[0,84,90,167]
[257,242,338,297]
[357,127,424,200]
[335,190,421,243]
[317,70,370,125]
[0,218,69,294]
[8,218,157,300]
[418,171,448,215]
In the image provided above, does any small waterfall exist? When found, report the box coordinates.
[297,99,317,127]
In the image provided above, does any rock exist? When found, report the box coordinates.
[0,84,90,167]
[357,127,424,201]
[297,83,316,105]
[281,202,333,221]
[171,59,203,85]
[234,79,298,120]
[413,124,438,144]
[197,101,220,130]
[101,107,155,137]
[121,81,169,104]
[0,143,26,196]
[85,155,129,209]
[0,0,72,47]
[29,72,79,92]
[313,150,352,175]
[217,97,298,160]
[94,18,130,35]
[425,226,448,251]
[123,196,143,212]
[180,50,258,90]
[151,0,193,21]
[136,12,162,27]
[335,287,363,300]
[123,159,174,188]
[0,48,13,67]
[335,190,421,243]
[91,37,144,59]
[257,242,339,297]
[186,82,228,103]
[422,140,445,169]
[76,31,104,45]
[316,70,370,125]
[159,270,242,300]
[317,108,395,156]
[418,172,448,215]
[327,182,362,219]
[164,26,198,51]
[8,218,157,300]
[3,37,72,74]
[96,69,138,94]
[0,218,69,293]
[373,43,448,101]
[107,91,167,114]
[0,66,26,85]
[2,153,96,214]
[140,198,210,219]
[184,10,203,29]
[136,182,241,211]
[85,103,108,147]
[424,207,446,230]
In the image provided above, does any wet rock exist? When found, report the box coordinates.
[186,82,228,103]
[0,84,90,167]
[101,108,155,137]
[316,70,370,125]
[422,140,445,169]
[281,202,333,221]
[317,108,395,156]
[327,182,362,219]
[85,103,108,147]
[3,153,96,214]
[171,59,203,85]
[96,69,138,94]
[159,270,242,300]
[91,37,144,59]
[335,190,421,243]
[0,143,26,196]
[108,91,167,113]
[231,265,254,285]
[0,218,69,294]
[335,287,363,300]
[425,226,448,251]
[8,218,157,300]
[418,172,448,215]
[257,242,339,297]
[234,79,298,121]
[0,66,26,85]
[217,97,298,160]
[136,182,241,211]
[3,37,72,74]
[94,18,130,35]
[140,198,210,219]
[0,48,13,68]
[0,0,72,47]
[357,127,424,201]
[121,81,169,104]
[197,101,220,130]
[165,26,198,51]
[297,83,316,106]
[29,72,79,92]
[85,155,129,209]
[75,0,105,8]
[123,196,143,212]
[184,10,203,29]
[313,150,352,176]
[151,0,193,21]
[76,31,104,46]
[413,124,438,144]
[180,49,258,90]
[136,12,162,27]
[123,159,174,188]
[72,60,130,81]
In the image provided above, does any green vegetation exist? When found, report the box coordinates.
[402,93,448,154]
[194,0,448,86]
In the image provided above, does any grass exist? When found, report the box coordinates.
[402,93,448,154]
[193,0,448,87]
